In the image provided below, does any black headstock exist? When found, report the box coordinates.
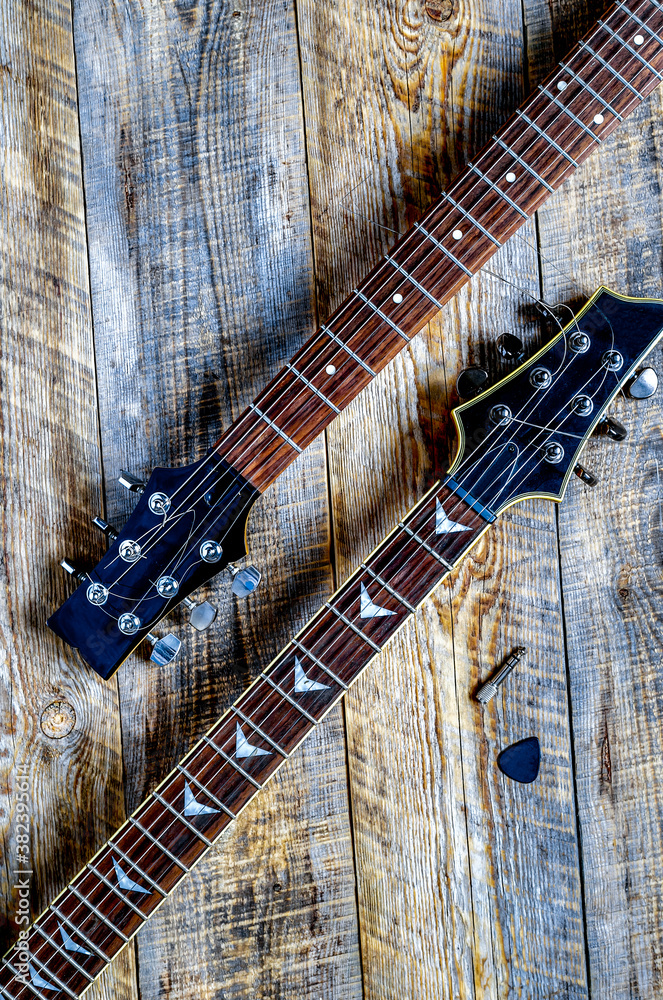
[48,457,260,678]
[448,287,663,516]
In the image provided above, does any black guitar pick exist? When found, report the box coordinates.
[497,736,540,783]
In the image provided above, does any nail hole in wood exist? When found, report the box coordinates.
[40,701,76,739]
[425,0,454,22]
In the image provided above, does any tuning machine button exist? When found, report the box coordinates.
[597,416,628,441]
[456,366,489,399]
[182,596,218,631]
[625,366,658,399]
[229,564,262,597]
[60,558,87,585]
[93,517,118,541]
[496,333,525,363]
[118,471,146,494]
[146,631,181,666]
[574,463,599,487]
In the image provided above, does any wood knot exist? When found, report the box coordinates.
[425,0,454,21]
[40,701,76,740]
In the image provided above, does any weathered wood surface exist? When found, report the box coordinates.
[1,0,663,999]
[0,1,134,997]
[70,0,362,997]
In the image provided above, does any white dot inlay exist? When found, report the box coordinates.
[634,33,645,45]
[593,113,604,125]
[325,364,336,375]
[505,171,517,183]
[452,229,463,240]
[392,292,403,303]
[557,80,568,91]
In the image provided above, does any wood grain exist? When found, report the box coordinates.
[528,0,663,992]
[70,0,361,996]
[0,0,134,997]
[299,0,587,997]
[4,0,663,997]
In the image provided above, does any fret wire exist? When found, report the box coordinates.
[289,639,349,689]
[200,736,263,791]
[108,842,168,898]
[321,324,377,376]
[2,959,49,1000]
[598,18,663,78]
[260,672,318,724]
[353,288,411,342]
[492,135,555,191]
[285,362,340,414]
[538,84,602,141]
[31,923,94,983]
[323,603,382,653]
[514,109,580,166]
[616,0,663,47]
[49,905,110,964]
[248,403,302,454]
[23,949,78,1000]
[176,761,244,810]
[87,863,147,920]
[557,60,624,118]
[412,221,473,277]
[152,791,214,848]
[67,885,129,943]
[399,521,454,571]
[0,981,18,1000]
[648,0,663,11]
[233,707,290,757]
[578,40,645,98]
[383,253,444,309]
[129,818,190,872]
[360,563,416,613]
[466,162,529,218]
[441,191,502,246]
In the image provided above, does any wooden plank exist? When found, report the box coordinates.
[299,0,588,996]
[71,0,362,995]
[0,1,134,997]
[527,0,663,993]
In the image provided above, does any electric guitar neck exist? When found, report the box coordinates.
[6,286,663,999]
[47,0,663,679]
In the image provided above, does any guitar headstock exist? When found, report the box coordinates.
[449,287,663,517]
[48,457,260,679]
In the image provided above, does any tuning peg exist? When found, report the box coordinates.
[60,558,87,585]
[229,564,262,597]
[146,631,181,666]
[118,470,146,494]
[456,366,489,399]
[573,463,599,487]
[597,416,628,441]
[625,366,658,399]
[496,333,525,363]
[182,596,218,631]
[92,517,118,541]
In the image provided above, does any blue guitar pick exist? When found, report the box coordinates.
[497,736,540,783]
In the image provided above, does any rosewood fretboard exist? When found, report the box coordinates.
[218,0,663,491]
[0,480,488,999]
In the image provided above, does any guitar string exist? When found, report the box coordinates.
[95,0,651,564]
[92,3,655,621]
[20,11,663,984]
[26,307,643,996]
[31,321,624,975]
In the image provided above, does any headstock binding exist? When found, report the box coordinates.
[448,287,663,517]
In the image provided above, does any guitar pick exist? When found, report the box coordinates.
[497,736,540,784]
